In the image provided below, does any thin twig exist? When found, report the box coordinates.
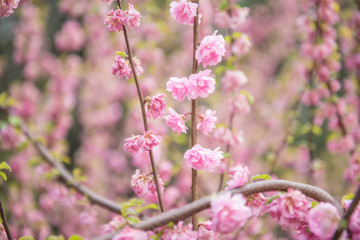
[20,124,122,214]
[116,0,165,212]
[0,198,12,240]
[91,179,341,240]
[331,186,360,240]
[190,0,200,230]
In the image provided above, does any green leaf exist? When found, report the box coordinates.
[46,236,65,240]
[342,193,354,206]
[116,51,128,58]
[266,195,279,204]
[0,162,11,172]
[135,203,159,214]
[232,32,242,39]
[0,172,7,181]
[19,236,35,240]
[126,215,140,224]
[251,174,271,182]
[311,201,318,208]
[240,90,254,105]
[68,235,83,240]
[8,115,21,127]
[219,0,228,10]
[312,125,322,136]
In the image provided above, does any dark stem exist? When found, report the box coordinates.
[91,179,341,240]
[190,0,200,230]
[0,199,12,240]
[116,0,165,212]
[331,186,360,240]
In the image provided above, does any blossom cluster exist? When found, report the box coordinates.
[104,4,141,32]
[131,169,164,199]
[112,55,143,80]
[124,130,162,154]
[184,144,223,171]
[0,0,19,18]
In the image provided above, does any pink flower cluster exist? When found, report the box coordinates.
[225,165,250,190]
[196,31,226,68]
[0,0,19,18]
[112,227,148,240]
[211,192,252,234]
[104,4,141,32]
[164,108,187,135]
[130,169,164,199]
[112,55,143,80]
[221,70,248,93]
[230,94,251,115]
[214,7,250,30]
[267,188,311,230]
[124,130,162,154]
[184,144,223,172]
[169,0,198,25]
[101,216,126,234]
[162,221,197,240]
[55,21,85,52]
[145,94,166,119]
[166,69,215,101]
[197,109,217,136]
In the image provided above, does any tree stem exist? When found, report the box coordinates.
[0,198,12,240]
[117,0,165,212]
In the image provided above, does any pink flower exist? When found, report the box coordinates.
[225,165,250,190]
[164,108,187,135]
[232,34,252,57]
[267,188,311,230]
[166,77,189,101]
[101,0,115,5]
[140,130,162,151]
[229,7,250,30]
[184,144,223,172]
[198,221,218,240]
[131,169,164,198]
[0,0,19,18]
[101,216,126,234]
[105,9,126,32]
[211,192,252,234]
[307,202,340,239]
[0,125,22,150]
[125,4,141,28]
[246,193,266,218]
[162,221,197,240]
[112,227,148,240]
[188,69,216,99]
[197,109,217,136]
[169,0,198,25]
[230,94,251,115]
[196,31,226,68]
[221,70,248,92]
[55,21,86,52]
[124,135,141,154]
[112,55,143,80]
[145,94,166,119]
[214,11,230,29]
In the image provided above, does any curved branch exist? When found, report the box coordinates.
[91,179,341,240]
[20,124,122,214]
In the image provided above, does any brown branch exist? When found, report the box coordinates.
[91,179,341,240]
[20,124,122,214]
[190,0,200,230]
[0,198,12,240]
[116,0,165,212]
[331,186,360,240]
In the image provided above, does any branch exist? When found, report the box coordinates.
[0,198,12,240]
[91,179,341,240]
[331,186,360,240]
[20,124,122,214]
[116,0,165,212]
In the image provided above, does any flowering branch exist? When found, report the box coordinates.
[0,198,12,240]
[20,124,122,214]
[91,179,341,240]
[331,186,360,240]
[115,0,165,212]
[190,0,200,230]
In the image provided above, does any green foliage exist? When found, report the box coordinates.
[68,235,83,240]
[116,51,128,58]
[250,174,271,182]
[239,90,255,105]
[219,0,228,11]
[19,236,35,240]
[0,161,12,181]
[46,236,65,240]
[120,198,159,225]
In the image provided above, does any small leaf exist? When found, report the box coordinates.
[312,125,322,136]
[232,32,242,39]
[342,193,354,206]
[135,203,159,214]
[311,201,318,208]
[0,162,12,172]
[46,236,65,240]
[240,90,254,105]
[19,236,35,240]
[8,115,21,127]
[266,195,279,204]
[251,174,271,182]
[126,216,140,224]
[68,235,83,240]
[219,0,228,10]
[116,51,128,58]
[0,172,7,181]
